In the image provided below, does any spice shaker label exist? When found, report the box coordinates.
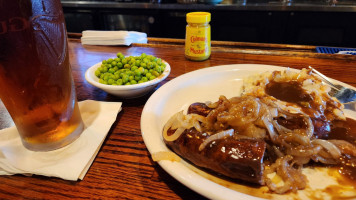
[185,26,210,58]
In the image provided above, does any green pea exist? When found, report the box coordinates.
[108,68,115,73]
[140,63,147,68]
[130,80,137,84]
[134,69,141,76]
[117,52,124,58]
[152,71,160,77]
[131,66,138,71]
[103,75,110,81]
[117,63,123,69]
[99,66,107,73]
[147,62,153,69]
[95,69,101,77]
[113,74,119,80]
[147,55,154,61]
[122,74,129,83]
[138,67,144,73]
[134,75,141,81]
[154,67,160,74]
[142,77,148,82]
[149,75,156,80]
[116,79,123,85]
[127,71,134,76]
[107,79,115,85]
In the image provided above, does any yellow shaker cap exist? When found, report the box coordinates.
[186,12,211,24]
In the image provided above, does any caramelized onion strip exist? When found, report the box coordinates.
[272,120,292,135]
[199,129,234,151]
[163,127,185,142]
[304,116,314,139]
[312,139,342,160]
[264,155,306,194]
[282,133,310,146]
[261,116,277,141]
[286,145,321,157]
[312,155,337,164]
[163,111,184,141]
[163,111,207,142]
[328,140,356,157]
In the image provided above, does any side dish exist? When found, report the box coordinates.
[95,53,166,86]
[159,68,356,194]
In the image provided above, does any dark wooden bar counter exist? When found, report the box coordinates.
[0,36,355,199]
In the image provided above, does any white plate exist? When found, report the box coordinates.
[85,61,170,98]
[141,64,356,200]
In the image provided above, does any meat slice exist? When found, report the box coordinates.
[165,128,266,184]
[165,102,266,185]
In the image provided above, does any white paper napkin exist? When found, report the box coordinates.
[0,100,122,181]
[81,30,148,46]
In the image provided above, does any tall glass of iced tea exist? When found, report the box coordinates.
[0,0,84,151]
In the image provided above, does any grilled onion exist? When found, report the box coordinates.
[199,129,234,151]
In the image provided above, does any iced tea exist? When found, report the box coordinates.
[0,0,84,151]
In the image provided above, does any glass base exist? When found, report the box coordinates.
[21,121,84,152]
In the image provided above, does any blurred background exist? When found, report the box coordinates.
[61,0,356,47]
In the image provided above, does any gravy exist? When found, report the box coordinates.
[265,81,312,104]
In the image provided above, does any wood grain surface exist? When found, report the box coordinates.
[0,37,355,200]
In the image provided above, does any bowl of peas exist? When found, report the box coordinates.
[85,52,171,98]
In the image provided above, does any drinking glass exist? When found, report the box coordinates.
[0,0,84,151]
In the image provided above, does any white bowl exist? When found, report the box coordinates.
[85,61,171,98]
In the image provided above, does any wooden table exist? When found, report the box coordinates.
[0,37,355,199]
